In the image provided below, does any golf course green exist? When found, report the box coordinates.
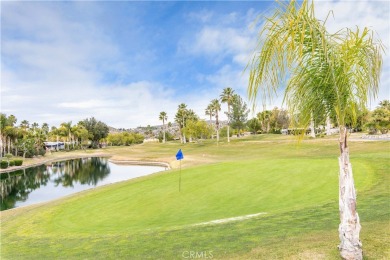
[1,134,389,259]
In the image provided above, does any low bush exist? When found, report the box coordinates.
[14,159,23,166]
[9,160,15,166]
[38,148,46,156]
[0,161,8,169]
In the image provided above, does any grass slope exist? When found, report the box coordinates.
[1,135,389,259]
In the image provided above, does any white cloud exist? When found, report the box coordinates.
[314,0,390,107]
[0,2,178,128]
[2,1,388,131]
[191,1,389,109]
[186,9,214,23]
[186,26,257,66]
[180,8,260,67]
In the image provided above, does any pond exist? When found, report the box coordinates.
[0,157,167,211]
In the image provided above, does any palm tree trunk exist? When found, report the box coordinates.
[163,121,166,144]
[326,115,332,135]
[210,115,213,139]
[0,135,3,157]
[216,113,220,143]
[14,139,18,157]
[227,105,230,143]
[178,127,183,144]
[310,114,316,138]
[6,136,10,154]
[338,126,362,260]
[23,143,26,159]
[182,118,186,144]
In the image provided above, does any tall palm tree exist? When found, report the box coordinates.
[210,99,221,143]
[205,104,215,126]
[220,87,235,142]
[31,122,39,133]
[175,103,188,144]
[185,109,199,142]
[159,111,168,143]
[41,123,49,136]
[60,121,72,150]
[0,114,17,156]
[247,1,383,259]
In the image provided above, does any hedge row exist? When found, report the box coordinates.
[0,159,23,169]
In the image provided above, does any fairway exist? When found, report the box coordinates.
[1,135,389,259]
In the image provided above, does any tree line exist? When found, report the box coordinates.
[158,88,253,144]
[0,116,111,158]
[158,87,389,144]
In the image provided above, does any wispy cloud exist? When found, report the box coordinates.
[315,0,390,109]
[1,1,388,129]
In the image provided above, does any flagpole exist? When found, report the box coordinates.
[176,149,183,192]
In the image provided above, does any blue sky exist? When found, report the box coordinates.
[1,1,389,128]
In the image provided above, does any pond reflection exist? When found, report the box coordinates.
[0,158,164,211]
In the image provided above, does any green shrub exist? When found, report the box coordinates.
[38,148,46,156]
[9,160,15,166]
[0,161,8,169]
[14,159,23,166]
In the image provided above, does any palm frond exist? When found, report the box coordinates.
[248,0,383,129]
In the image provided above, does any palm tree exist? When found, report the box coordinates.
[379,100,390,110]
[175,103,188,144]
[186,109,198,122]
[247,1,383,259]
[257,110,272,133]
[41,123,50,136]
[210,99,221,143]
[186,109,199,142]
[205,104,215,127]
[31,122,39,133]
[159,111,168,143]
[220,87,235,142]
[60,121,72,150]
[20,120,29,130]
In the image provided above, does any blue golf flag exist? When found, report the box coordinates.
[176,149,184,160]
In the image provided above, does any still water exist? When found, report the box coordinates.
[0,157,166,211]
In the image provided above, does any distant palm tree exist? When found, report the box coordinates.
[175,103,188,143]
[186,109,198,122]
[41,123,49,136]
[379,100,390,110]
[205,104,215,126]
[31,122,39,133]
[20,120,29,130]
[60,121,72,150]
[210,99,221,143]
[247,1,383,258]
[159,111,168,143]
[257,110,272,133]
[220,87,235,142]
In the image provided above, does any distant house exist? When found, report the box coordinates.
[44,142,65,151]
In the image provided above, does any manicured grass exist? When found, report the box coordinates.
[1,134,389,259]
